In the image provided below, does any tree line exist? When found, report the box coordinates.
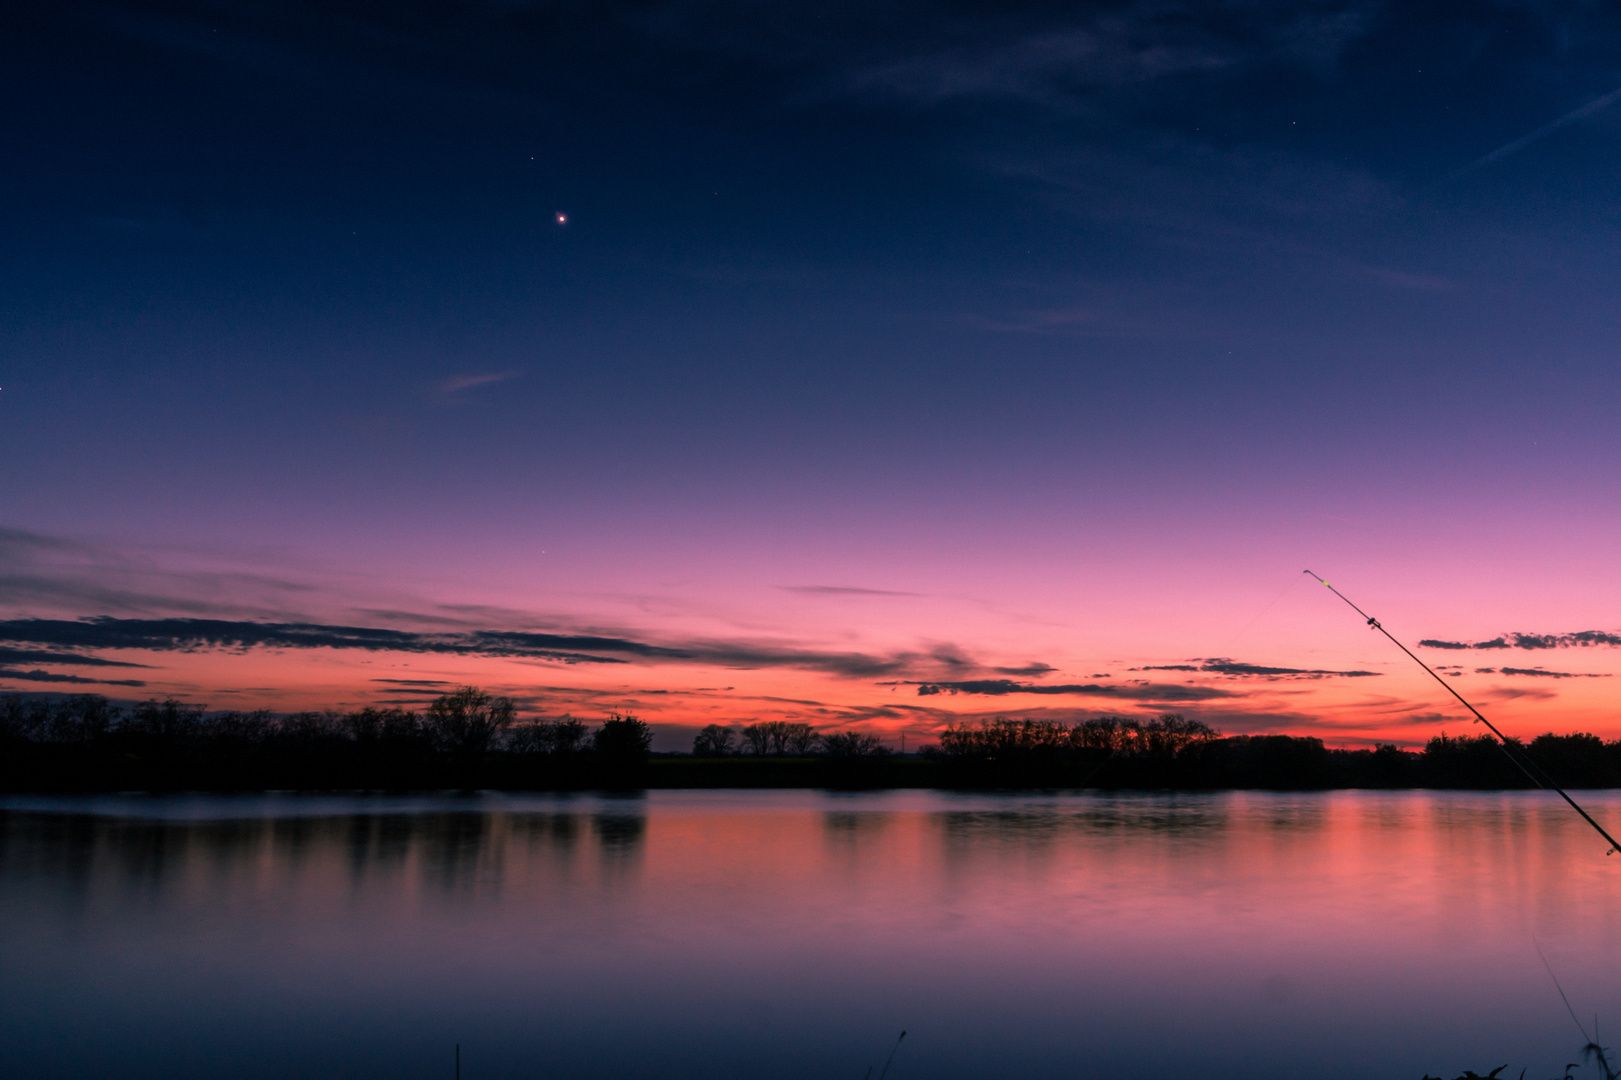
[691,721,887,758]
[0,687,652,757]
[929,715,1621,790]
[936,714,1220,758]
[0,688,654,791]
[5,691,1621,792]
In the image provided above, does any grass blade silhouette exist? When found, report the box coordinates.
[878,1031,906,1080]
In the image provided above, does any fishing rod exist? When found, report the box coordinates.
[1304,570,1621,856]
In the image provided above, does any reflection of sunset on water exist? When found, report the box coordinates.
[4,792,1620,1078]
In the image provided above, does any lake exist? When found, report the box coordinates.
[3,789,1620,1079]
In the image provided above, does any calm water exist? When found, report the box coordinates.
[4,790,1621,1080]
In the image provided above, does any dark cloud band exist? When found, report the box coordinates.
[0,617,981,680]
[1132,658,1379,679]
[914,679,1236,701]
[1420,632,1621,651]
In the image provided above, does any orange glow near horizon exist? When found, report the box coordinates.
[5,528,1620,750]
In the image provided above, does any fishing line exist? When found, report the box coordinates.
[1533,938,1591,1045]
[1215,571,1307,661]
[1304,570,1621,856]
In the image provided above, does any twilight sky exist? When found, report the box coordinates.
[4,0,1621,747]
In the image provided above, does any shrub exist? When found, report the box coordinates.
[593,713,653,760]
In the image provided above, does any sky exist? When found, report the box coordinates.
[3,0,1620,748]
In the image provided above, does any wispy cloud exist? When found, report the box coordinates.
[0,647,147,669]
[777,585,921,597]
[0,668,146,687]
[823,2,1373,111]
[1351,263,1462,293]
[0,616,1002,681]
[1421,632,1621,651]
[993,662,1056,677]
[914,679,1237,702]
[1452,83,1621,181]
[1131,657,1379,680]
[1497,667,1610,679]
[440,370,521,393]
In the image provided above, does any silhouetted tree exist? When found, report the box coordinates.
[761,720,792,754]
[692,724,736,756]
[127,698,205,746]
[783,723,819,755]
[42,695,120,743]
[1422,732,1525,787]
[211,709,275,746]
[822,731,887,758]
[593,712,652,760]
[341,706,421,743]
[740,722,771,756]
[1529,732,1614,787]
[943,714,1218,761]
[550,717,588,754]
[1134,714,1219,756]
[279,710,343,744]
[939,718,1069,759]
[509,716,589,755]
[422,687,515,756]
[735,720,817,755]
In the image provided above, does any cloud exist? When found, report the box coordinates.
[0,647,147,669]
[0,617,630,665]
[0,668,146,687]
[0,527,328,621]
[993,662,1057,676]
[824,2,1374,111]
[1498,667,1609,679]
[1452,84,1621,181]
[1352,264,1462,293]
[836,28,1230,108]
[0,616,993,680]
[1132,657,1378,679]
[914,679,1237,702]
[0,637,154,689]
[1198,658,1379,679]
[1421,632,1621,651]
[1479,687,1558,702]
[777,585,921,597]
[441,370,521,393]
[1421,638,1505,650]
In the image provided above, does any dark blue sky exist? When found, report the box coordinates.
[7,1,1621,528]
[3,1,1621,736]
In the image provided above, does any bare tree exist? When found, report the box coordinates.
[423,687,516,756]
[509,716,588,754]
[822,731,886,758]
[692,724,736,756]
[762,720,793,754]
[740,722,771,756]
[549,716,588,754]
[783,722,820,756]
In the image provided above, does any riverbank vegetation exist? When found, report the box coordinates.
[4,690,1621,793]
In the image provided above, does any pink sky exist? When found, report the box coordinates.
[4,512,1618,751]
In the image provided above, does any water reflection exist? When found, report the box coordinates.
[2,791,1621,1080]
[0,805,651,911]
